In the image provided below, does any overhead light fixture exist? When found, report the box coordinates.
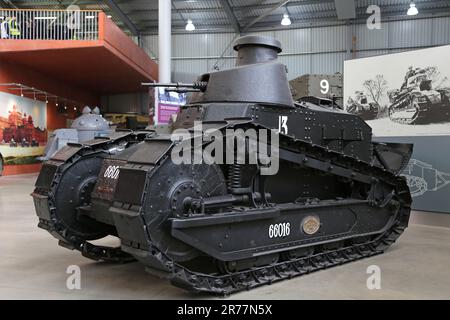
[185,19,195,31]
[107,15,112,18]
[281,13,291,26]
[85,16,96,19]
[407,2,418,16]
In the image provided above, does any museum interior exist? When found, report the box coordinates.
[0,0,449,301]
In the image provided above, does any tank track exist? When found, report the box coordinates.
[121,123,411,295]
[33,127,411,295]
[33,132,148,263]
[166,207,408,295]
[388,95,429,125]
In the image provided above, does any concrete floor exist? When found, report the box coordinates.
[1,173,450,300]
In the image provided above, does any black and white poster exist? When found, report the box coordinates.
[345,46,450,213]
[344,45,450,136]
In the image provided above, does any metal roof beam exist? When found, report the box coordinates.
[334,0,355,20]
[235,0,333,12]
[102,0,139,36]
[139,5,450,33]
[242,0,290,32]
[219,0,241,33]
[0,0,17,8]
[123,0,334,16]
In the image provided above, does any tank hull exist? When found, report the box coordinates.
[32,103,412,294]
[32,35,413,295]
[388,88,450,125]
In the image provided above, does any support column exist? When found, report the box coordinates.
[158,0,171,83]
[156,0,171,125]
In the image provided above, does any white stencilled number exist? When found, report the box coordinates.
[320,79,330,94]
[278,116,288,134]
[269,222,290,239]
[104,165,120,180]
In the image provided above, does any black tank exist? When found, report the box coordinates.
[32,35,413,295]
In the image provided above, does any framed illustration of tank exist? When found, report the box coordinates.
[344,45,450,136]
[0,92,47,172]
[344,46,450,213]
[32,36,413,295]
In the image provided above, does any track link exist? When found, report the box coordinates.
[33,126,411,295]
[137,178,410,295]
[120,123,412,295]
[32,131,148,263]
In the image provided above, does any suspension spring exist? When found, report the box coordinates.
[228,163,242,191]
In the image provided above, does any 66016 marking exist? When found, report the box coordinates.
[269,222,290,238]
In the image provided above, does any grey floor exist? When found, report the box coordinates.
[1,173,450,300]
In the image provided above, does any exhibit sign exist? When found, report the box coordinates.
[344,45,450,136]
[155,88,187,125]
[0,92,47,166]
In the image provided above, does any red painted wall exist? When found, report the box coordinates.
[0,12,158,176]
[0,58,98,131]
[0,59,100,106]
[0,59,99,175]
[102,15,158,81]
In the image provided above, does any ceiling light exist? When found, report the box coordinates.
[85,16,96,19]
[281,13,291,26]
[185,19,195,31]
[407,2,418,16]
[107,15,112,18]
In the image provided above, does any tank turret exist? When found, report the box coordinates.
[190,35,294,108]
[388,67,450,124]
[38,107,111,161]
[71,106,110,141]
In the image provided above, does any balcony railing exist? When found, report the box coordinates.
[0,9,100,40]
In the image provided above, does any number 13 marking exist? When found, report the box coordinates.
[278,116,288,134]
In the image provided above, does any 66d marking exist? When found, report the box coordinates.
[104,165,120,180]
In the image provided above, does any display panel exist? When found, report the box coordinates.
[344,45,450,136]
[0,92,47,166]
[345,47,450,213]
[155,88,187,125]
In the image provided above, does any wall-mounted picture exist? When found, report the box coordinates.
[344,45,450,136]
[0,92,47,166]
